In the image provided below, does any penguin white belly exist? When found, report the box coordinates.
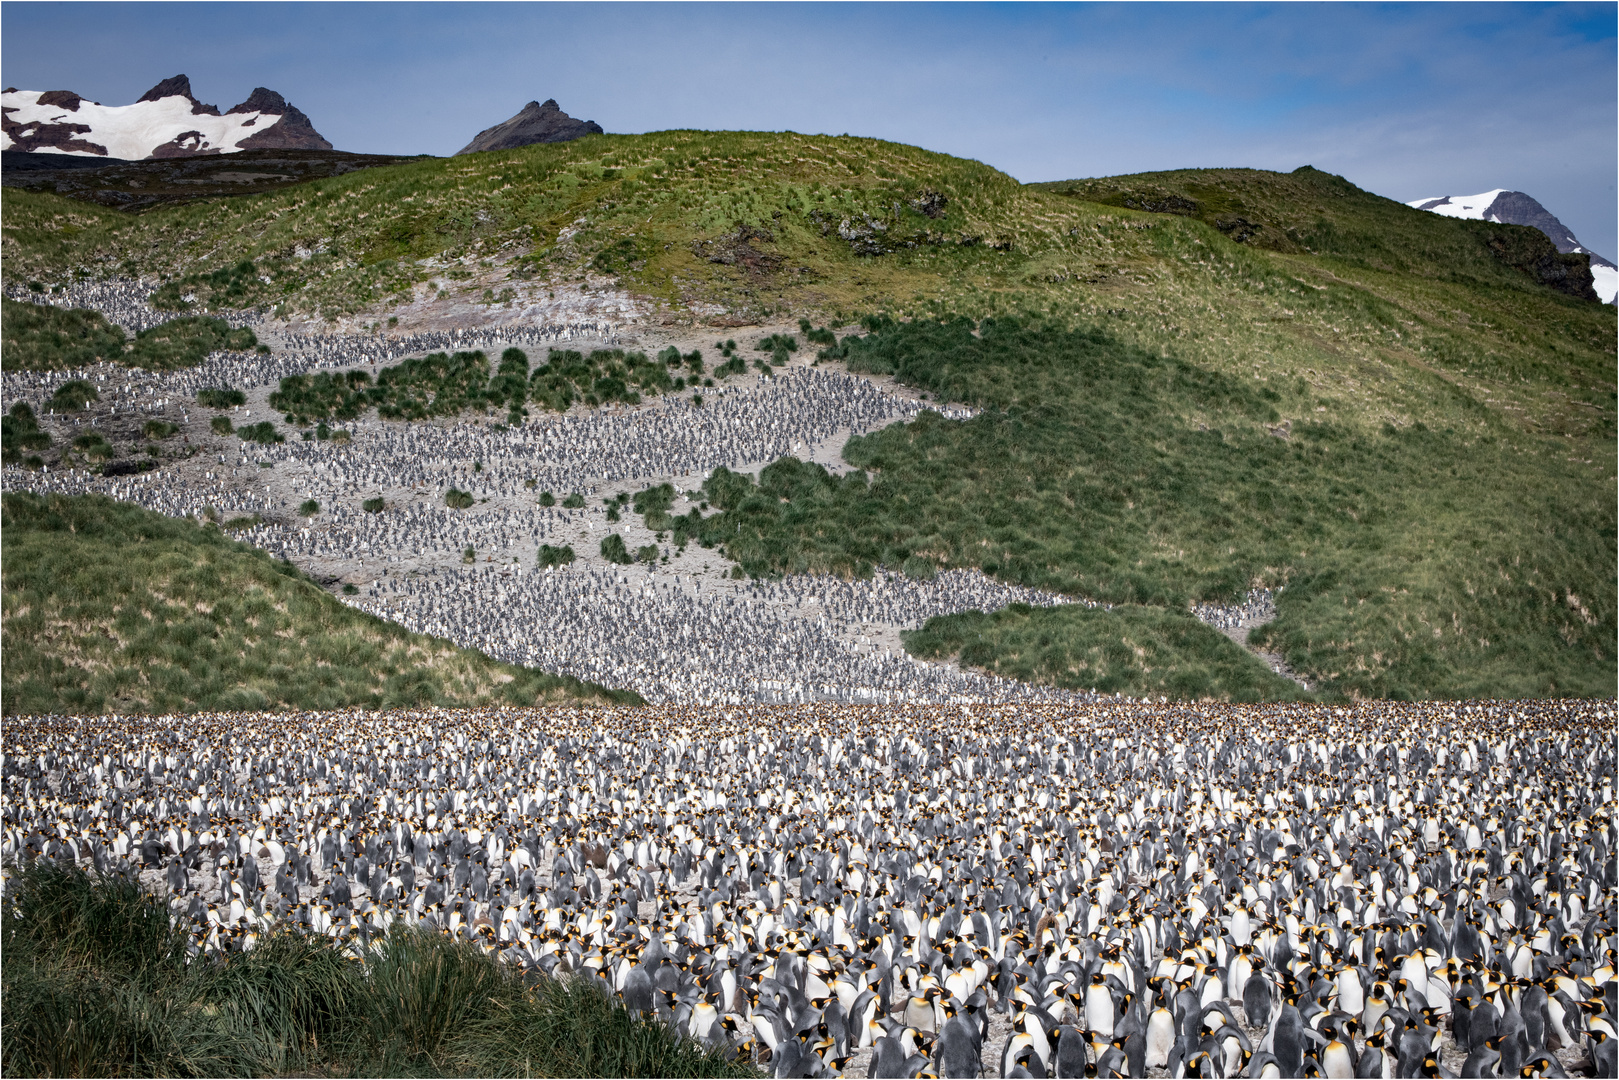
[1146,1007,1177,1068]
[1320,1040,1354,1078]
[1222,1035,1244,1077]
[1230,955,1253,995]
[1336,969,1365,1016]
[1086,984,1115,1039]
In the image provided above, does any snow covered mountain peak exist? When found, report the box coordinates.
[1,75,332,160]
[1408,188,1615,303]
[1408,190,1511,220]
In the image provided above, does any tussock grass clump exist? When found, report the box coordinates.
[2,402,52,464]
[196,387,246,409]
[600,533,632,565]
[0,296,257,372]
[527,347,686,412]
[906,603,1306,702]
[49,378,99,411]
[632,482,678,530]
[694,316,1613,700]
[0,492,638,715]
[755,333,797,368]
[537,543,576,568]
[799,319,837,346]
[269,368,373,425]
[69,431,114,463]
[150,258,273,312]
[0,295,127,371]
[126,316,258,371]
[0,863,749,1078]
[268,345,694,426]
[373,350,496,420]
[234,420,283,445]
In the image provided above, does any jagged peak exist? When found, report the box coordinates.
[137,74,220,116]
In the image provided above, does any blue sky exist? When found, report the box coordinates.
[4,2,1615,257]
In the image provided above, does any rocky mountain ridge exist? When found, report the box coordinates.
[1,74,331,159]
[456,98,602,155]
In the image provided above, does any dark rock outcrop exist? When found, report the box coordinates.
[150,131,222,158]
[1484,191,1615,269]
[692,226,782,280]
[35,90,83,111]
[1485,225,1600,302]
[2,148,420,212]
[227,88,333,151]
[1120,192,1200,216]
[1,109,107,155]
[456,99,602,155]
[139,74,221,116]
[226,87,288,115]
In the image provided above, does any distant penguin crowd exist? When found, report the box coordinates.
[3,700,1614,1078]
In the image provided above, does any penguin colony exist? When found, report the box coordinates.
[1,317,631,415]
[4,365,946,510]
[339,566,1095,704]
[4,700,1614,1078]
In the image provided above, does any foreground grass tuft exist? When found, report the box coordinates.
[0,492,638,715]
[0,861,752,1078]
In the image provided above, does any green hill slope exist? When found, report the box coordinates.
[1,492,637,715]
[4,137,1610,440]
[1032,166,1599,298]
[675,317,1613,700]
[4,133,1612,701]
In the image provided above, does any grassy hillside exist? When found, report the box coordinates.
[3,133,1612,701]
[1032,166,1600,298]
[1,295,260,371]
[1,492,638,715]
[904,602,1306,702]
[672,317,1613,701]
[3,136,1610,440]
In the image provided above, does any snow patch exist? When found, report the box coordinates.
[1,88,271,159]
[1406,190,1510,221]
[1590,265,1617,305]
